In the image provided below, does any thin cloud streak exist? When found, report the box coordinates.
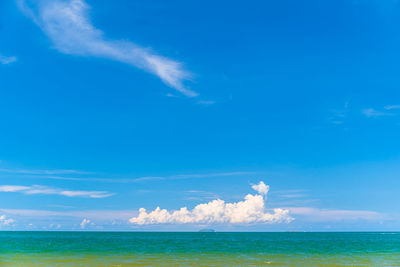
[0,54,17,64]
[362,108,392,118]
[0,185,113,198]
[0,168,91,175]
[17,0,197,97]
[197,100,216,105]
[0,208,135,221]
[279,194,307,198]
[171,172,254,179]
[384,105,400,110]
[328,102,349,125]
[184,190,220,201]
[288,207,385,222]
[2,171,256,183]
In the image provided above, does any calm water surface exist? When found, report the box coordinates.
[0,232,399,266]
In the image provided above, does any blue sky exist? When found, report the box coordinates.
[1,0,400,231]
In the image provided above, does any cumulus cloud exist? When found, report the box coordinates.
[0,54,17,64]
[0,215,15,226]
[0,185,113,198]
[17,0,197,97]
[251,181,269,195]
[129,181,293,225]
[80,218,94,229]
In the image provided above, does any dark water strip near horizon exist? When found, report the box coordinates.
[1,232,400,266]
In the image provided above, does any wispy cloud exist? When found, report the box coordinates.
[288,207,384,222]
[329,102,349,125]
[0,185,113,198]
[0,54,17,64]
[80,218,94,229]
[384,105,400,110]
[279,194,307,198]
[0,168,90,175]
[272,189,310,202]
[132,171,256,183]
[17,0,197,97]
[362,108,392,118]
[129,182,293,225]
[197,100,216,105]
[0,215,15,226]
[3,171,255,183]
[170,171,255,180]
[0,208,134,221]
[0,185,30,192]
[184,190,220,201]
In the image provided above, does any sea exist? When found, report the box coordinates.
[0,232,399,266]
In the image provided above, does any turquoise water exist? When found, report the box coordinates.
[1,232,400,266]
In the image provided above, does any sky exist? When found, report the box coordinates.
[1,0,400,231]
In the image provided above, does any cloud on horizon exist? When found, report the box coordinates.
[288,207,384,222]
[0,214,15,226]
[17,0,197,97]
[0,205,388,230]
[80,218,94,229]
[0,185,113,198]
[129,181,293,225]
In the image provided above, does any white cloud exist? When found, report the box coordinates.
[384,105,400,110]
[0,185,113,198]
[251,181,269,195]
[80,218,94,229]
[0,169,255,183]
[0,54,17,64]
[60,190,113,198]
[18,0,197,97]
[288,207,384,222]
[129,181,293,225]
[362,108,391,118]
[0,215,15,226]
[0,185,30,192]
[0,168,90,175]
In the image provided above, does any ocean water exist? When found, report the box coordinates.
[0,232,400,266]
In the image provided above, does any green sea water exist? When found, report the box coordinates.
[0,232,399,266]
